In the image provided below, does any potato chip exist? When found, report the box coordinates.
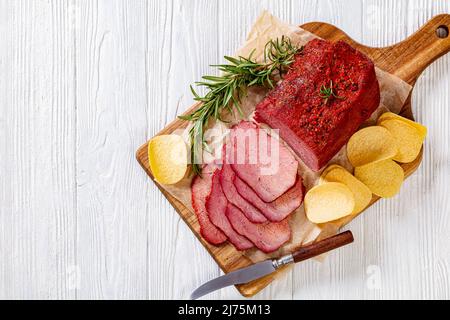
[354,159,404,198]
[318,164,342,184]
[379,119,424,163]
[378,112,427,139]
[347,126,398,167]
[304,182,355,224]
[321,165,372,215]
[148,135,188,185]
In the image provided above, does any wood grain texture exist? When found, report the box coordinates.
[1,0,450,300]
[136,10,450,297]
[0,0,76,299]
[75,0,149,299]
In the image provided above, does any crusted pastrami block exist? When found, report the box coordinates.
[255,39,380,171]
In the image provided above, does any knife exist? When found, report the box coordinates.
[191,230,354,299]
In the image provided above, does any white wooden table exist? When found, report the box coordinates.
[1,0,449,300]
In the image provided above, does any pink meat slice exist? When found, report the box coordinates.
[234,175,305,222]
[225,204,291,253]
[228,121,299,202]
[191,164,227,245]
[220,164,267,223]
[205,171,254,250]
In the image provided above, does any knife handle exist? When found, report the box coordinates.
[292,230,354,263]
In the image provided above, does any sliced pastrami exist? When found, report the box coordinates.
[225,204,291,253]
[219,163,267,223]
[191,164,227,245]
[234,175,305,222]
[228,121,299,202]
[205,171,254,250]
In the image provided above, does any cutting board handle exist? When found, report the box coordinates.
[380,14,450,84]
[301,14,450,85]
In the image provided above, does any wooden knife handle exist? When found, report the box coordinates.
[292,231,354,263]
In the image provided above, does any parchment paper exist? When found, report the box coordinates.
[156,11,412,264]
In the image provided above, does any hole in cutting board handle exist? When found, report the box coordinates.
[436,25,449,38]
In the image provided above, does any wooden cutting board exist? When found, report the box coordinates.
[136,14,450,297]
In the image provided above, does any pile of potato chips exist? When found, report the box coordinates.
[305,112,427,224]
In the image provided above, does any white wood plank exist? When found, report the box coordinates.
[0,0,76,299]
[410,0,450,299]
[359,0,450,300]
[75,0,148,299]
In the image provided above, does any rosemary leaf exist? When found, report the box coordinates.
[179,36,302,175]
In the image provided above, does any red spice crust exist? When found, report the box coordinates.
[255,39,380,171]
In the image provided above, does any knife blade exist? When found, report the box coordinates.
[190,260,275,300]
[191,231,354,299]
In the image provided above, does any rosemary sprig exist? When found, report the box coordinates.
[179,36,302,175]
[319,80,345,104]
